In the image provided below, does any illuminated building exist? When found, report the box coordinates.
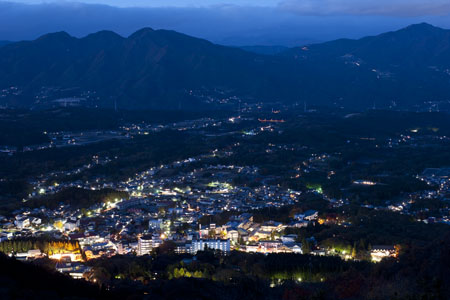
[188,239,230,254]
[137,235,152,256]
[370,245,397,262]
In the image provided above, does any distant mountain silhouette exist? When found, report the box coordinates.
[286,23,450,67]
[0,28,301,109]
[282,23,450,108]
[240,45,289,55]
[0,40,11,47]
[1,23,450,109]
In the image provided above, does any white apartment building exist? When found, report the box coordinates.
[189,239,230,254]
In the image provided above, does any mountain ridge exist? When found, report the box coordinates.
[0,40,12,47]
[1,23,450,110]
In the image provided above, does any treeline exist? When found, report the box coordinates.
[216,111,450,205]
[64,130,221,183]
[88,247,366,286]
[0,180,32,214]
[199,200,450,259]
[3,232,450,299]
[0,126,218,213]
[0,107,233,148]
[0,108,120,148]
[291,207,450,251]
[165,250,367,283]
[0,238,81,255]
[0,120,49,148]
[85,233,450,299]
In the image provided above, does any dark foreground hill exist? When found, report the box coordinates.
[1,232,450,299]
[0,253,104,299]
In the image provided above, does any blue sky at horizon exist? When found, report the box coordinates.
[6,0,450,16]
[2,0,450,46]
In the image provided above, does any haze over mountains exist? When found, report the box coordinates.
[0,41,11,47]
[1,23,449,110]
[239,45,289,56]
[3,1,439,46]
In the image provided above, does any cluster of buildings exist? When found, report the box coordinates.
[0,133,409,279]
[0,147,314,279]
[370,245,398,262]
[419,168,450,199]
[0,178,321,278]
[3,114,447,282]
[360,167,450,225]
[135,211,317,256]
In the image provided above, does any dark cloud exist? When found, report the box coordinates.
[0,1,449,46]
[278,0,450,17]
